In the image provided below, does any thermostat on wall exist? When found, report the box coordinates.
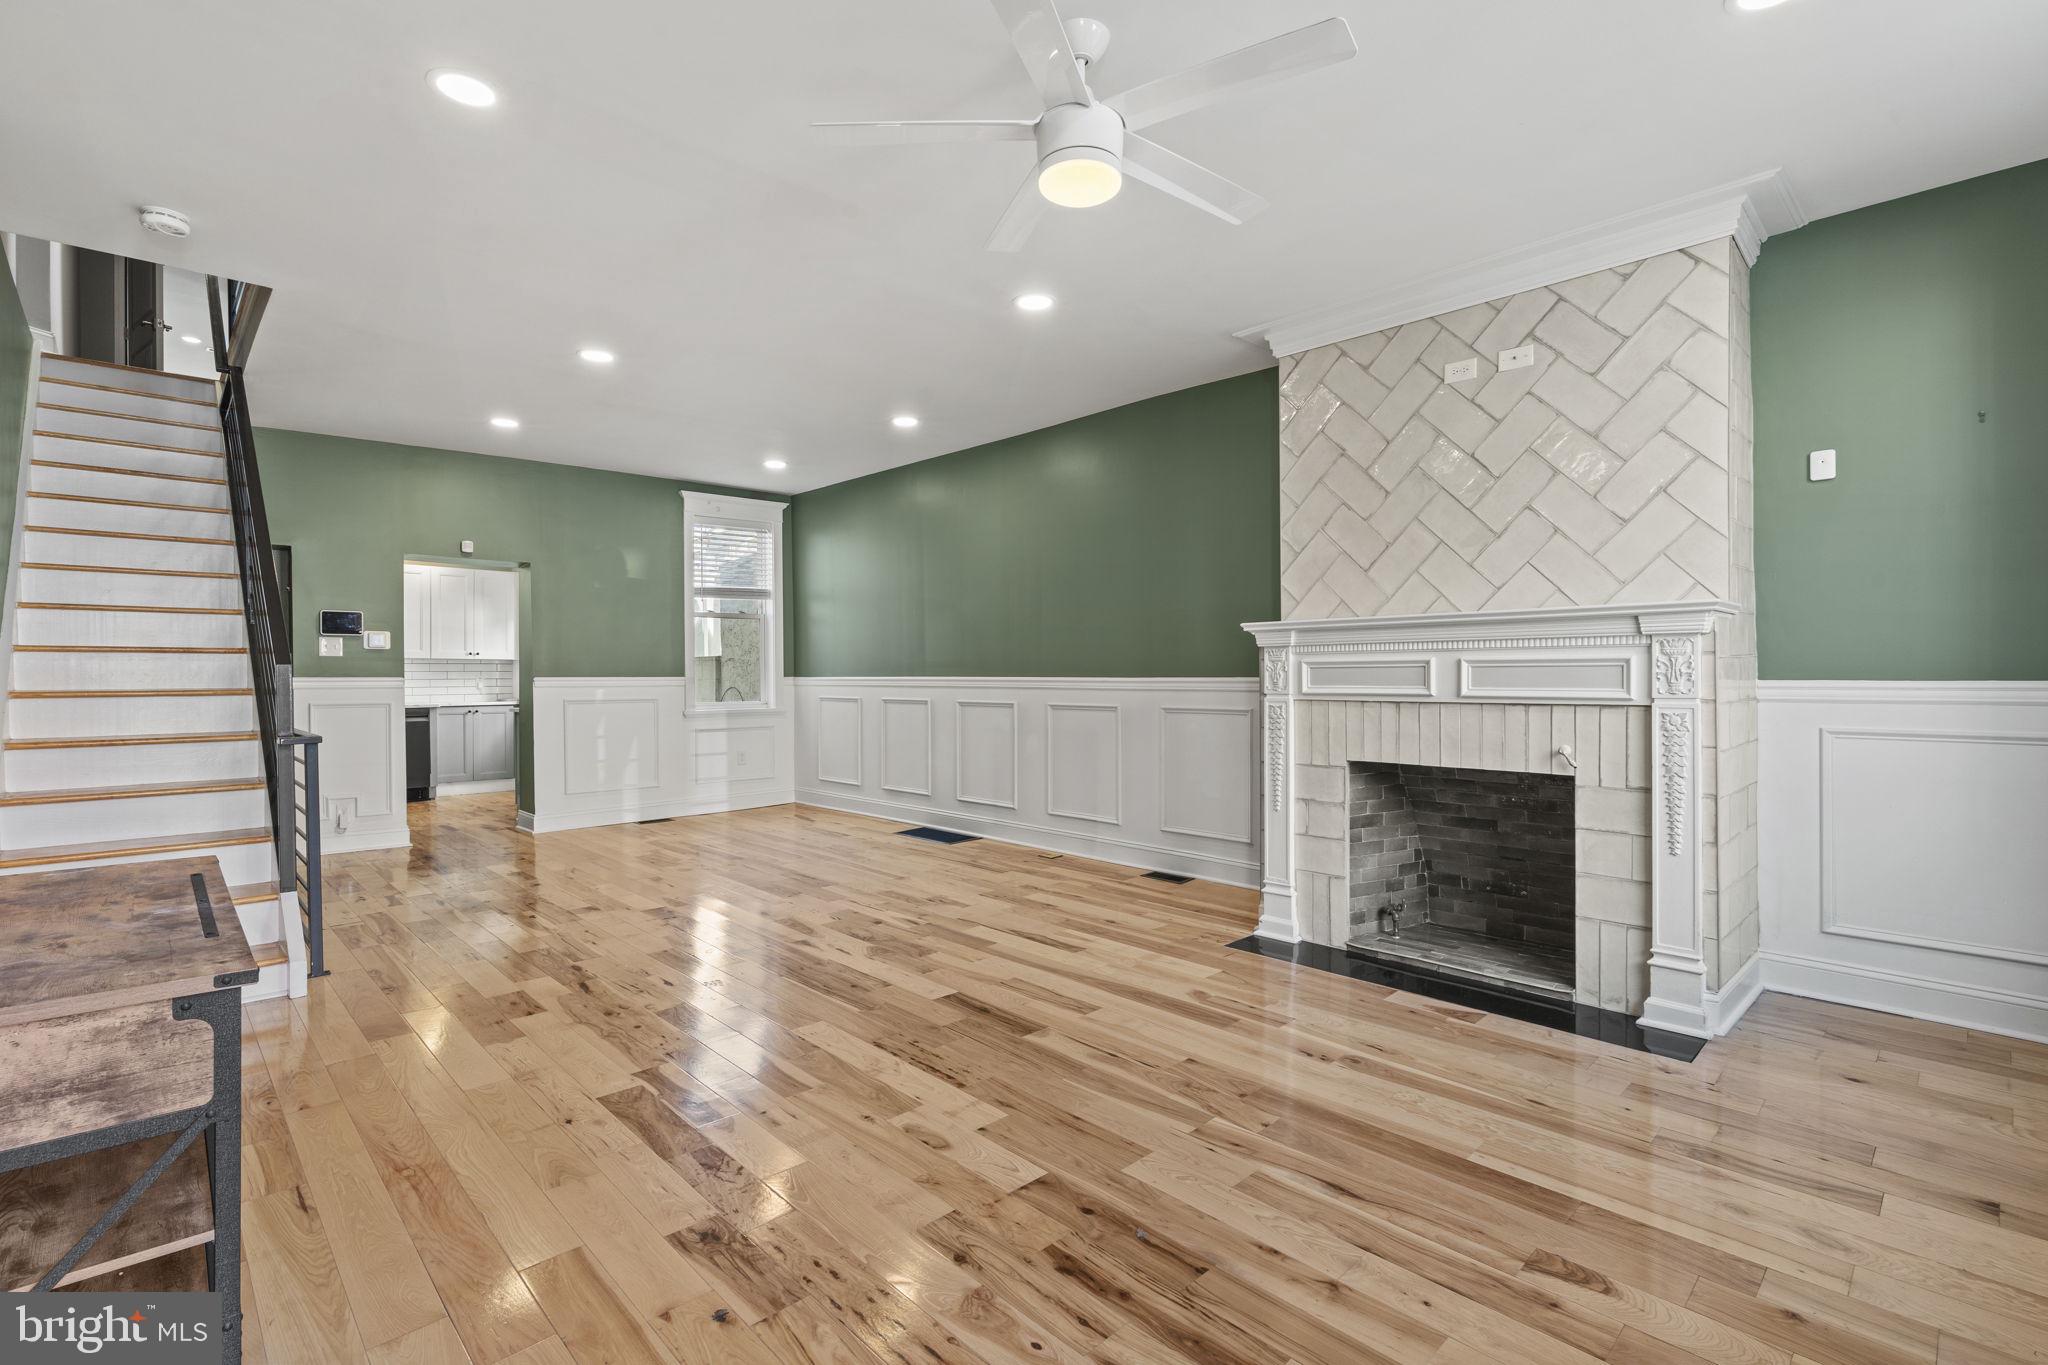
[363,629,392,651]
[319,610,364,635]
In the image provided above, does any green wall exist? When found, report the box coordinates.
[789,368,1278,678]
[0,267,33,602]
[255,428,781,805]
[1753,157,2048,680]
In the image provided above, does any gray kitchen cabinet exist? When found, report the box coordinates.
[430,706,518,784]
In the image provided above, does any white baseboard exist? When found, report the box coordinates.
[527,787,794,834]
[320,826,414,853]
[1705,952,1763,1035]
[798,786,1258,886]
[437,778,514,797]
[1761,949,2048,1046]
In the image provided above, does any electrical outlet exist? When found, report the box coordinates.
[318,636,344,657]
[1498,344,1536,372]
[1444,357,1479,383]
[1809,448,1837,482]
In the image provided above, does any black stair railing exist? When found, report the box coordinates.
[206,276,326,979]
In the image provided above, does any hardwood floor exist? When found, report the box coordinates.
[228,792,2048,1365]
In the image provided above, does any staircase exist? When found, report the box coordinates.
[0,349,307,996]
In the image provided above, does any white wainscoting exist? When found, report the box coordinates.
[794,677,1260,885]
[1758,680,2048,1043]
[528,677,794,833]
[294,676,410,853]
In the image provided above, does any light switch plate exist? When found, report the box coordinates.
[1498,344,1536,372]
[363,629,392,651]
[318,636,344,657]
[1809,448,1837,482]
[1444,357,1479,383]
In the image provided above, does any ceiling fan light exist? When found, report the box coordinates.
[1037,148,1123,209]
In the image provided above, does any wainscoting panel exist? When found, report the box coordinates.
[530,677,794,833]
[1759,681,2048,1042]
[294,677,410,852]
[795,677,1260,885]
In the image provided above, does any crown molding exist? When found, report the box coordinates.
[1237,169,1807,358]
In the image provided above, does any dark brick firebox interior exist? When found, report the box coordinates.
[1347,761,1576,997]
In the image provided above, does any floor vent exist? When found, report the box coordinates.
[1142,871,1193,884]
[899,826,979,845]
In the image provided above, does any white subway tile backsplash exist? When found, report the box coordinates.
[404,657,516,705]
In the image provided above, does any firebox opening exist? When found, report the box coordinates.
[1347,760,1576,1000]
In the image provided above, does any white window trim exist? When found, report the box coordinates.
[682,492,786,715]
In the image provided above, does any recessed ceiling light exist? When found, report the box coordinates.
[1725,0,1792,10]
[762,457,788,471]
[430,70,497,107]
[1014,293,1055,313]
[891,414,920,429]
[489,415,520,430]
[578,348,615,365]
[180,334,204,345]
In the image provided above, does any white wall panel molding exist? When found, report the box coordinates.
[1760,681,2048,1043]
[795,677,1260,887]
[815,696,863,786]
[1238,169,1804,356]
[530,676,794,833]
[293,677,409,853]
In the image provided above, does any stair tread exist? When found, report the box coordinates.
[0,826,270,870]
[29,491,231,514]
[37,401,220,433]
[20,602,241,615]
[231,880,280,902]
[0,776,265,806]
[14,644,248,654]
[24,524,234,546]
[39,375,215,409]
[10,687,252,697]
[45,354,215,387]
[20,561,237,579]
[245,939,288,968]
[35,430,223,459]
[34,458,229,485]
[6,731,260,750]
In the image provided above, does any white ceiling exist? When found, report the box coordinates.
[3,1,2044,493]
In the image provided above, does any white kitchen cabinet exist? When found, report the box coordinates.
[406,564,518,661]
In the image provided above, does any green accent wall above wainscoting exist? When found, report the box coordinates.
[789,368,1279,678]
[1753,157,2048,680]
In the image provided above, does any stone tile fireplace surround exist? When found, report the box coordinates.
[1249,602,1736,1037]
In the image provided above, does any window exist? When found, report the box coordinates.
[684,495,782,709]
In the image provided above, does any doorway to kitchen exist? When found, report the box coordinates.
[401,558,525,814]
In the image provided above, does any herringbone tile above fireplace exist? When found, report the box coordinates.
[1277,239,1738,619]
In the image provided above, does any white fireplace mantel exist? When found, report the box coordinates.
[1244,599,1737,1039]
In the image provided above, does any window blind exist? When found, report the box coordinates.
[690,519,774,598]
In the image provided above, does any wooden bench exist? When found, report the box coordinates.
[0,858,256,1360]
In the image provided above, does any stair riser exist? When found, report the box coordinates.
[34,432,227,479]
[17,568,239,609]
[0,839,276,886]
[32,464,230,510]
[35,406,225,452]
[0,786,271,847]
[39,358,214,403]
[21,530,236,573]
[36,379,215,423]
[12,653,251,691]
[16,608,246,649]
[234,897,283,949]
[6,740,264,791]
[6,693,257,738]
[26,495,233,538]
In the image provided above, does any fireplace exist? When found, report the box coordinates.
[1348,760,1576,998]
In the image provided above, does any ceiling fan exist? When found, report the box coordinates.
[814,0,1358,251]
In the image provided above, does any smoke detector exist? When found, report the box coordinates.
[139,206,191,238]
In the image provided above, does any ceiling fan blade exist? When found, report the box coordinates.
[813,119,1038,145]
[1122,135,1268,225]
[986,169,1049,252]
[1104,17,1357,131]
[986,0,1091,108]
